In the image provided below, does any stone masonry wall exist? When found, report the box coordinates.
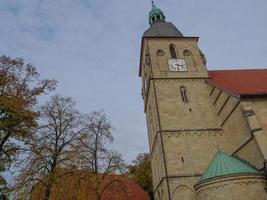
[195,175,267,200]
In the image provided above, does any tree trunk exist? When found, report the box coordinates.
[96,192,101,200]
[0,131,11,153]
[44,180,53,200]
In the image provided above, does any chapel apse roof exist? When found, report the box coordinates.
[200,150,259,182]
[208,69,267,97]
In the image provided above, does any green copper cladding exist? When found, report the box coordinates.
[200,150,259,181]
[149,1,165,26]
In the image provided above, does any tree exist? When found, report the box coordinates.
[15,101,126,200]
[128,153,153,200]
[78,111,126,200]
[14,95,86,200]
[0,55,56,196]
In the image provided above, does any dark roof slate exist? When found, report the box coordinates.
[143,21,183,37]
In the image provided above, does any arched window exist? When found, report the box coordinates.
[156,15,161,20]
[183,50,196,71]
[183,50,192,56]
[180,86,188,103]
[172,185,196,200]
[169,44,177,59]
[157,49,165,57]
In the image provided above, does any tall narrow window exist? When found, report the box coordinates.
[152,16,155,22]
[180,86,188,103]
[169,44,177,59]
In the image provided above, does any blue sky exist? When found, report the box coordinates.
[0,0,267,163]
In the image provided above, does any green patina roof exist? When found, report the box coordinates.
[200,150,259,181]
[144,1,183,36]
[149,1,163,17]
[149,1,165,25]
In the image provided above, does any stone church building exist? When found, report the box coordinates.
[139,2,267,200]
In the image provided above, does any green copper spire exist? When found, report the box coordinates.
[200,150,259,182]
[149,1,166,26]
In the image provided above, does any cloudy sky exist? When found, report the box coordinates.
[1,0,267,163]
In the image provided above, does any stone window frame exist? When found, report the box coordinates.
[180,85,189,103]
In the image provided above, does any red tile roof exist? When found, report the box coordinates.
[208,69,267,96]
[31,171,150,200]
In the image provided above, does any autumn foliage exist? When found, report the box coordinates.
[128,153,153,200]
[0,55,56,195]
[0,55,151,200]
[30,170,149,200]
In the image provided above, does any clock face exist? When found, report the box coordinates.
[168,59,187,72]
[168,59,179,71]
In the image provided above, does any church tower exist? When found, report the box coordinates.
[139,2,222,200]
[139,2,267,200]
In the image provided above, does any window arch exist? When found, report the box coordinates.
[180,86,189,103]
[157,49,165,57]
[169,44,177,59]
[183,50,196,71]
[172,185,196,200]
[183,50,192,57]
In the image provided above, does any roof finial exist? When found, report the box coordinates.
[151,0,157,9]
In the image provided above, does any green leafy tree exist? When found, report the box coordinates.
[128,153,153,200]
[0,55,56,196]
